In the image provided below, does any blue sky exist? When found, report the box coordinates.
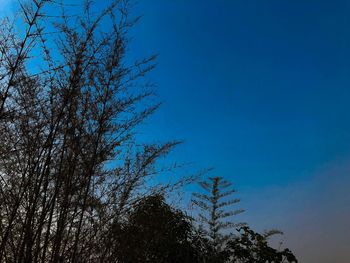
[128,1,350,262]
[2,0,350,262]
[129,0,350,186]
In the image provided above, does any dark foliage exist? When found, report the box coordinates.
[226,226,298,263]
[112,194,200,263]
[108,194,298,263]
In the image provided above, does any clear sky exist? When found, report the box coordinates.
[2,1,350,262]
[128,1,350,262]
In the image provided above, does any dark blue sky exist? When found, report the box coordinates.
[129,0,350,187]
[127,1,350,261]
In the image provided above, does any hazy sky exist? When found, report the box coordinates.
[1,1,350,262]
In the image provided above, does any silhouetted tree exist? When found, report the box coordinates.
[192,177,244,252]
[0,1,181,262]
[191,177,297,262]
[112,194,200,263]
[109,194,298,263]
[226,226,298,263]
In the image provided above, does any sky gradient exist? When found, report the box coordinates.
[128,1,350,262]
[1,1,350,262]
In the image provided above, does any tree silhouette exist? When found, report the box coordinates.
[0,1,180,262]
[226,226,298,263]
[192,177,244,251]
[113,194,200,263]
